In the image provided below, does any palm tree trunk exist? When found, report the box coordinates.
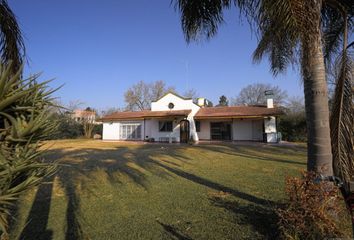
[302,0,333,176]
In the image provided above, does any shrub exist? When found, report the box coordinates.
[277,171,346,239]
[0,64,57,239]
[92,124,102,136]
[278,113,307,142]
[49,113,83,139]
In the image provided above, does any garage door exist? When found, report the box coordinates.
[119,122,142,140]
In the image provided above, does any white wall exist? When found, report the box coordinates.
[264,117,276,133]
[233,120,252,140]
[233,119,263,141]
[144,119,181,142]
[264,117,277,142]
[151,93,195,111]
[102,122,120,140]
[197,120,211,140]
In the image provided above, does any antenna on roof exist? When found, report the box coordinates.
[185,60,189,91]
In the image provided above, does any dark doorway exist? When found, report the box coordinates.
[180,120,190,143]
[210,122,232,140]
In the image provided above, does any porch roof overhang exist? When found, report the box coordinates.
[194,106,283,120]
[100,109,191,121]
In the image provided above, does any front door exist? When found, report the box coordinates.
[180,120,190,143]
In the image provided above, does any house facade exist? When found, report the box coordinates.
[72,109,96,123]
[101,93,282,143]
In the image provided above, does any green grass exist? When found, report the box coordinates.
[11,140,309,239]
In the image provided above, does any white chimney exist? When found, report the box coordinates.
[267,98,274,108]
[265,90,274,108]
[197,98,205,107]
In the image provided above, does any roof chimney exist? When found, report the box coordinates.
[197,98,206,107]
[264,90,274,108]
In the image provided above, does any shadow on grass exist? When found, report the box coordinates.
[16,144,188,239]
[58,167,84,240]
[152,160,275,206]
[14,143,294,239]
[195,144,306,166]
[209,196,279,239]
[18,178,54,240]
[157,220,193,240]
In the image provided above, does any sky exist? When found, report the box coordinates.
[11,0,303,110]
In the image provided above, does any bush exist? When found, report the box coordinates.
[277,171,347,239]
[49,113,83,139]
[278,113,307,142]
[93,124,102,136]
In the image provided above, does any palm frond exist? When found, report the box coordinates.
[0,0,25,73]
[330,50,354,191]
[173,0,232,42]
[322,0,354,66]
[252,0,303,75]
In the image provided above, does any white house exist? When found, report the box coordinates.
[101,92,282,143]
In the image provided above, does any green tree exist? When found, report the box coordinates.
[174,0,353,176]
[217,95,229,106]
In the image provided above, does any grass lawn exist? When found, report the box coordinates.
[9,140,318,239]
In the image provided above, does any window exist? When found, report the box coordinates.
[168,102,175,109]
[119,123,141,139]
[159,121,173,132]
[195,121,201,132]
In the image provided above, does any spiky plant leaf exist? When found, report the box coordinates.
[0,63,58,238]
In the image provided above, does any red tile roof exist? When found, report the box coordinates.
[101,109,191,121]
[194,106,283,119]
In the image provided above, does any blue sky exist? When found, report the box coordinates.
[11,0,303,110]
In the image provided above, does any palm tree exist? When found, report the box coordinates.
[0,0,25,73]
[174,0,353,176]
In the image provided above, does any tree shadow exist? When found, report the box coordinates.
[209,196,280,239]
[18,177,54,240]
[157,220,193,240]
[195,144,306,166]
[57,166,85,240]
[151,160,275,206]
[15,144,191,239]
[13,142,293,239]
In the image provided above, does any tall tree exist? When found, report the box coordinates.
[183,88,198,99]
[217,95,229,106]
[150,80,176,101]
[124,80,175,111]
[231,83,288,106]
[174,0,353,176]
